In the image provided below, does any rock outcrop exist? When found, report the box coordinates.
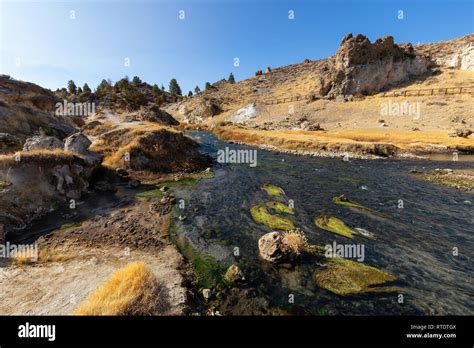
[93,127,211,173]
[0,151,97,236]
[0,133,22,154]
[23,135,63,151]
[0,75,75,139]
[414,33,474,71]
[324,34,430,96]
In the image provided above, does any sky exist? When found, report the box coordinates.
[0,0,473,94]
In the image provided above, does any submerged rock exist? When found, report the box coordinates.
[315,215,374,239]
[224,264,245,284]
[313,257,397,296]
[250,205,294,230]
[332,194,372,211]
[261,183,285,197]
[266,201,294,214]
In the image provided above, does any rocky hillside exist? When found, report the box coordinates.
[166,33,473,126]
[0,75,77,152]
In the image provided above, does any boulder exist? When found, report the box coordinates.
[258,232,295,264]
[23,135,63,151]
[64,132,92,154]
[450,129,472,138]
[64,132,102,164]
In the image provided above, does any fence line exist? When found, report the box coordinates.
[262,85,474,105]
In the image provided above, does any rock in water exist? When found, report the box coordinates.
[258,232,295,263]
[224,264,245,284]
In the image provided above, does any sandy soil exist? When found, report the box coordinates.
[0,197,189,315]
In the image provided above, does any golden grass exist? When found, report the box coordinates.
[11,246,71,265]
[214,126,474,154]
[282,229,308,255]
[0,149,79,168]
[75,261,161,315]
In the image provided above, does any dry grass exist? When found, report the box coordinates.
[11,246,72,265]
[282,229,308,256]
[0,149,80,169]
[74,261,162,315]
[214,126,474,155]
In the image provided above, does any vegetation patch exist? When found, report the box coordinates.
[250,205,294,230]
[157,177,198,186]
[419,170,474,192]
[261,183,285,197]
[315,215,374,239]
[266,201,294,214]
[75,261,162,315]
[314,257,397,296]
[172,233,224,288]
[136,188,164,199]
[332,194,372,211]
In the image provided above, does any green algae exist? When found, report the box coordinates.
[314,215,373,239]
[250,205,294,230]
[266,201,294,214]
[332,194,372,211]
[157,177,198,186]
[135,188,164,199]
[170,223,224,288]
[261,183,285,197]
[314,257,398,296]
[53,221,82,233]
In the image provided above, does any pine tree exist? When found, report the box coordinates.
[194,86,201,94]
[205,82,212,90]
[169,78,182,96]
[152,84,162,96]
[116,76,130,90]
[77,87,83,94]
[188,91,193,97]
[67,80,77,94]
[83,83,91,93]
[132,76,142,86]
[228,73,235,84]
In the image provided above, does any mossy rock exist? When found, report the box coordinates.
[250,205,294,230]
[261,183,285,197]
[314,257,397,296]
[266,201,294,214]
[332,194,372,211]
[223,264,245,284]
[315,215,374,239]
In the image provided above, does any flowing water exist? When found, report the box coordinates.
[9,130,473,315]
[174,131,473,315]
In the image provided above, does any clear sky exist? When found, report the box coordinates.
[0,0,472,94]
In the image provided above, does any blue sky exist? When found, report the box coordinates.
[0,0,472,94]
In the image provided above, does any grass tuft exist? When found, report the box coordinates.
[75,261,162,315]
